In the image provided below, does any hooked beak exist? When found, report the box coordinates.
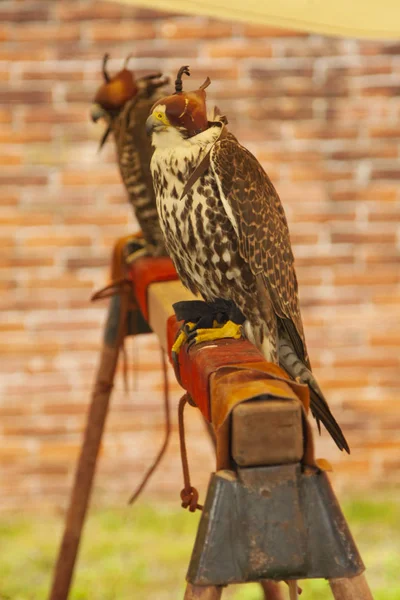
[90,103,106,123]
[145,113,159,136]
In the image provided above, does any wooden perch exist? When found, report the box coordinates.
[49,255,373,600]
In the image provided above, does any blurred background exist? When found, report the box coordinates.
[0,1,399,598]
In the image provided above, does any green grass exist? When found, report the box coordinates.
[0,497,398,599]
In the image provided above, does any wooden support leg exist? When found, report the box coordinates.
[261,580,285,600]
[184,583,223,600]
[203,417,217,450]
[49,295,127,600]
[329,573,373,600]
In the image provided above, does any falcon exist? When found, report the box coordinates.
[90,54,169,256]
[146,66,349,453]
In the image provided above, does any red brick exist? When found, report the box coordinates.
[0,90,52,104]
[249,99,314,121]
[0,213,54,226]
[0,174,48,186]
[0,48,54,61]
[295,254,354,267]
[361,85,400,97]
[331,231,396,244]
[0,322,24,332]
[0,256,55,268]
[0,6,50,22]
[21,70,85,82]
[66,257,110,270]
[333,355,399,368]
[290,232,320,245]
[258,150,321,164]
[0,128,52,144]
[206,42,273,59]
[124,42,198,60]
[160,20,232,39]
[0,108,12,124]
[373,292,400,305]
[0,26,10,41]
[56,2,128,21]
[13,24,81,42]
[330,63,393,77]
[331,185,397,202]
[280,39,347,58]
[241,24,306,37]
[61,170,121,186]
[0,153,22,166]
[369,126,400,139]
[329,145,398,160]
[88,22,156,42]
[334,271,399,286]
[368,207,400,222]
[379,42,400,54]
[24,236,93,248]
[291,209,356,224]
[0,341,59,356]
[22,107,87,124]
[290,166,353,182]
[370,333,400,346]
[359,42,388,56]
[371,168,400,180]
[293,124,358,140]
[363,251,400,265]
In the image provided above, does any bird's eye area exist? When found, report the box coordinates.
[156,112,164,120]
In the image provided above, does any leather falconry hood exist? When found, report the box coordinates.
[152,65,211,137]
[94,53,138,111]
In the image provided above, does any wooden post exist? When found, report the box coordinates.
[48,295,128,600]
[261,580,285,600]
[184,583,223,600]
[329,573,374,600]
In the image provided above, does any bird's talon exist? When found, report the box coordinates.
[184,322,197,336]
[185,320,243,350]
[171,322,196,356]
[186,338,197,352]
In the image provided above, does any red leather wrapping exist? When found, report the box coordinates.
[166,316,291,421]
[129,256,179,320]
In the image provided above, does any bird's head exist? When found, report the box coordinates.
[146,65,210,144]
[90,53,138,123]
[90,53,139,150]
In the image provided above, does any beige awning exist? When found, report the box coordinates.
[111,0,400,39]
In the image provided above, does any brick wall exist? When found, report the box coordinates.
[0,0,399,510]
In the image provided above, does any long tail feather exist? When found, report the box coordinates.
[279,337,350,454]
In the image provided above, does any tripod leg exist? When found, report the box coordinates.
[202,417,216,449]
[329,573,373,600]
[48,295,127,600]
[184,583,223,599]
[261,580,285,600]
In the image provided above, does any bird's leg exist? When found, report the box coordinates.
[171,321,197,356]
[186,319,242,350]
[171,299,245,384]
[172,298,244,357]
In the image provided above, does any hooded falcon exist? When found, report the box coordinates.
[90,54,169,256]
[146,66,349,453]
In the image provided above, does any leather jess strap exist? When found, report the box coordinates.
[179,125,228,200]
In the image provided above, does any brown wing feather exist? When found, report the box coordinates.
[211,135,309,364]
[211,135,351,453]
